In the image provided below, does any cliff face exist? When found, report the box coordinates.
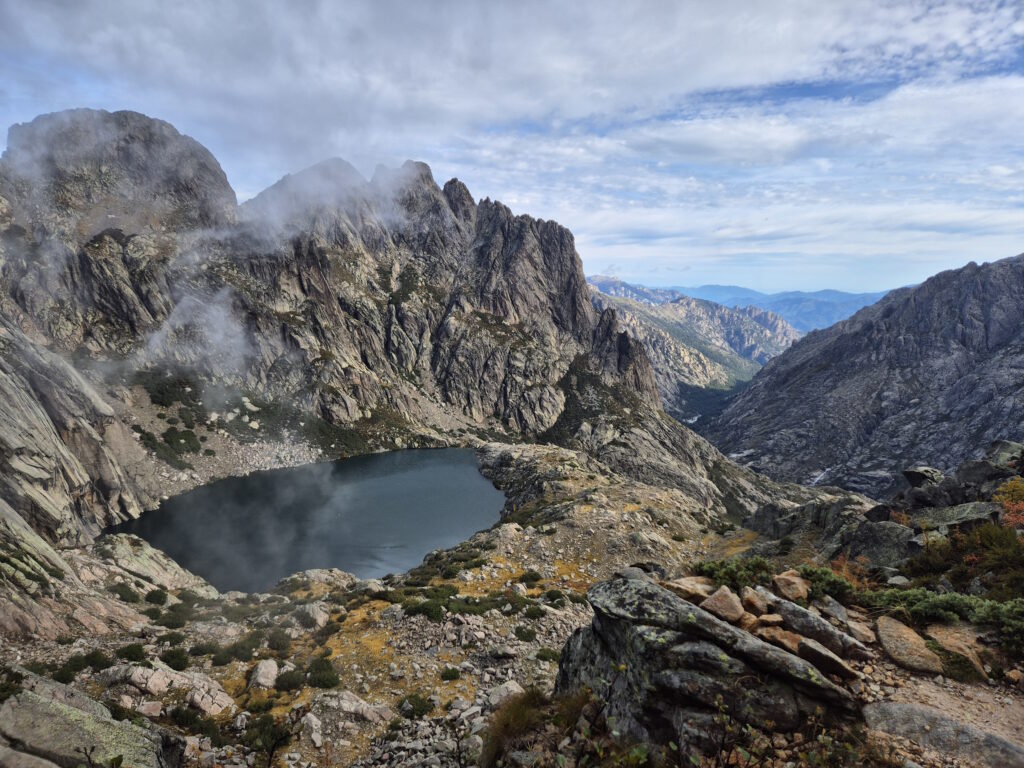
[0,109,788,636]
[706,255,1024,495]
[590,289,800,420]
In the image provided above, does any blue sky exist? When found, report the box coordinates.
[1,0,1022,292]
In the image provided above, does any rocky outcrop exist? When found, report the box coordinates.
[743,440,1024,571]
[0,671,185,768]
[590,288,800,420]
[0,107,816,642]
[864,702,1024,768]
[707,254,1024,496]
[556,572,860,754]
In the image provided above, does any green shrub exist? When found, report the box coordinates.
[306,658,339,689]
[535,647,560,663]
[117,644,146,662]
[211,648,234,666]
[514,625,537,642]
[862,588,1024,656]
[274,670,305,692]
[161,427,201,454]
[241,714,291,760]
[171,706,225,746]
[81,650,113,671]
[798,565,855,601]
[524,605,544,620]
[404,599,444,622]
[108,582,140,603]
[314,621,342,642]
[267,628,291,653]
[145,588,168,605]
[142,607,162,620]
[693,556,774,592]
[398,692,433,719]
[156,612,185,629]
[160,632,185,646]
[440,666,461,681]
[518,570,543,586]
[189,642,220,657]
[160,648,189,671]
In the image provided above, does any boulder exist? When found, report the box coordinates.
[846,620,876,645]
[875,617,943,674]
[301,712,323,749]
[293,601,330,630]
[0,691,185,768]
[488,681,525,708]
[843,521,914,568]
[864,702,1024,768]
[902,466,945,488]
[248,659,278,690]
[985,440,1024,472]
[740,586,769,616]
[908,503,1001,534]
[699,586,744,623]
[925,624,987,680]
[754,626,801,654]
[334,690,394,723]
[772,570,810,602]
[0,745,63,768]
[796,638,859,680]
[556,576,857,754]
[663,576,715,602]
[754,587,872,660]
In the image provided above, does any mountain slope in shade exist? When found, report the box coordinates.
[705,254,1024,496]
[590,287,800,421]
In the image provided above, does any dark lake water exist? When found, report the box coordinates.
[110,448,505,593]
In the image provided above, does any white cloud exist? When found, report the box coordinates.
[0,0,1020,290]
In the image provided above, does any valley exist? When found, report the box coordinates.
[0,108,1021,768]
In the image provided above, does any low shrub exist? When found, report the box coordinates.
[693,556,773,592]
[274,670,305,692]
[440,666,461,681]
[189,642,220,657]
[117,644,146,662]
[514,625,537,643]
[108,582,140,603]
[481,687,548,768]
[307,657,339,688]
[398,692,433,719]
[160,648,189,671]
[267,628,291,653]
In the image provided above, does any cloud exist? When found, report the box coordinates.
[0,0,1021,291]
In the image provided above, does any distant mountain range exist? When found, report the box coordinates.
[587,275,890,332]
[589,284,800,421]
[704,254,1024,496]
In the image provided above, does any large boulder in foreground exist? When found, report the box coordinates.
[0,677,184,768]
[555,573,858,754]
